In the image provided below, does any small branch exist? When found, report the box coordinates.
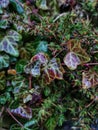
[53,48,65,58]
[0,107,4,117]
[6,108,24,128]
[29,74,32,89]
[85,99,95,108]
[53,13,67,22]
[91,51,98,54]
[84,63,98,66]
[15,0,23,7]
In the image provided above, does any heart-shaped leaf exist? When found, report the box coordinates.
[67,39,90,63]
[36,0,48,10]
[24,53,48,77]
[0,20,9,29]
[43,58,65,84]
[15,59,28,73]
[36,41,48,53]
[10,0,24,14]
[0,0,9,8]
[0,54,9,69]
[82,71,98,89]
[10,106,32,119]
[24,53,65,84]
[0,30,22,57]
[64,52,81,70]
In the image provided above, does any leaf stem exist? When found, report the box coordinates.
[84,63,98,66]
[29,74,32,89]
[6,108,24,128]
[85,99,95,108]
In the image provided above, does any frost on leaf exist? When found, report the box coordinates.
[0,30,22,57]
[24,53,48,77]
[24,53,65,84]
[10,106,32,119]
[43,58,65,84]
[0,54,9,69]
[82,71,98,89]
[0,0,9,8]
[66,39,90,64]
[64,52,81,70]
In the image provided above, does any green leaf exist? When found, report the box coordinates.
[0,30,22,57]
[0,7,3,14]
[24,119,38,128]
[10,0,24,14]
[0,95,7,105]
[0,54,9,69]
[45,117,56,130]
[0,20,8,29]
[15,59,27,73]
[36,0,48,10]
[36,41,48,53]
[12,76,26,93]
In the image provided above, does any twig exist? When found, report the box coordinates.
[84,63,98,66]
[85,99,95,108]
[15,0,23,7]
[29,74,32,89]
[0,107,4,117]
[53,13,67,22]
[6,108,24,128]
[91,51,98,54]
[53,48,65,58]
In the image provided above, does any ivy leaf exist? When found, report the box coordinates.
[15,59,28,73]
[12,76,26,94]
[24,119,37,128]
[0,30,22,57]
[36,0,48,10]
[43,58,65,84]
[36,41,48,53]
[0,95,7,105]
[0,20,9,29]
[30,52,48,64]
[0,0,9,8]
[0,54,9,69]
[67,39,90,63]
[64,52,81,70]
[82,71,98,89]
[24,53,48,77]
[10,106,32,119]
[24,53,64,84]
[10,0,24,14]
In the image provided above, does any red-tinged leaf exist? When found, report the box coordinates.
[47,68,55,79]
[10,106,32,119]
[30,53,48,65]
[43,58,65,84]
[24,53,48,77]
[82,71,98,89]
[64,52,81,70]
[43,69,54,84]
[24,53,65,84]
